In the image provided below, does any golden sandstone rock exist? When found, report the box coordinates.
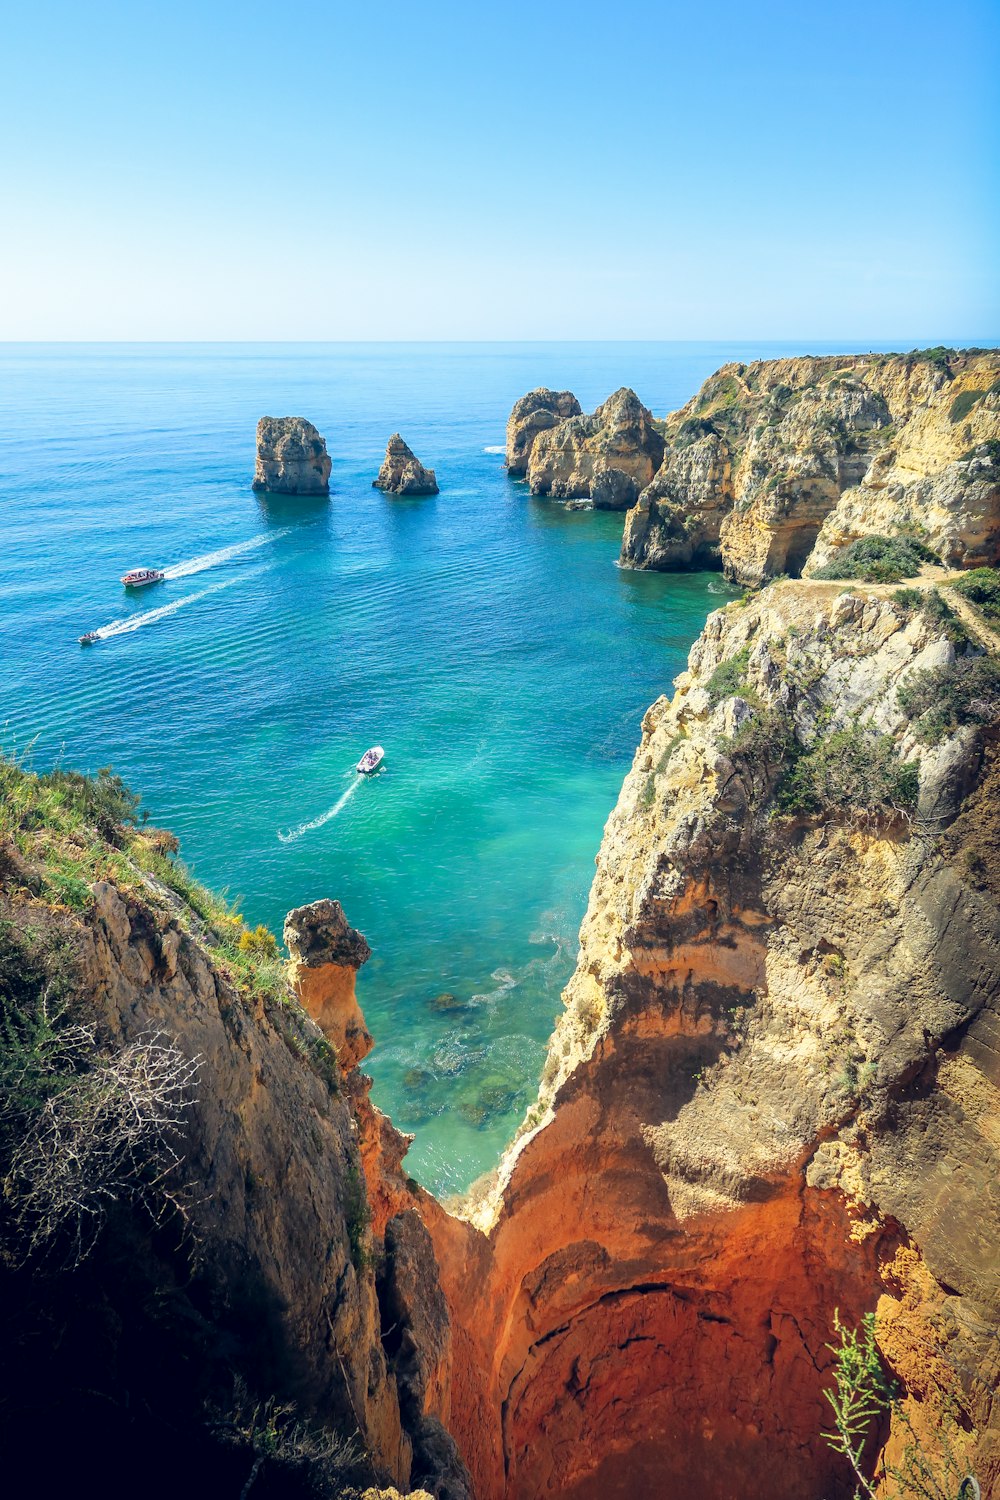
[252,414,332,494]
[618,349,1000,585]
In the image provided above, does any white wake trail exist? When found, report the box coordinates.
[278,777,361,843]
[92,570,259,640]
[162,528,290,580]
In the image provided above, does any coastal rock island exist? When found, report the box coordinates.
[252,414,332,494]
[620,348,1000,584]
[373,434,439,496]
[508,385,665,505]
[504,388,582,475]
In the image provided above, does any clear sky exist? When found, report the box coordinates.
[1,0,997,341]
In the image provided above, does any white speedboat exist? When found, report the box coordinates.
[357,745,384,774]
[121,567,165,588]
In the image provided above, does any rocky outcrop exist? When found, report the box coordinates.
[285,898,374,1070]
[252,415,332,494]
[374,435,439,496]
[424,575,1000,1499]
[620,349,1000,585]
[504,389,582,475]
[525,387,665,502]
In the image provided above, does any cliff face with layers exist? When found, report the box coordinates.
[422,574,1000,1500]
[253,415,333,494]
[0,788,464,1500]
[619,349,1000,584]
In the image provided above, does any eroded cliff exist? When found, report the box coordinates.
[0,768,463,1500]
[507,386,664,506]
[253,415,333,495]
[619,349,1000,585]
[423,572,1000,1499]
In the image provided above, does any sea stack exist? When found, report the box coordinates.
[373,433,439,495]
[252,415,332,495]
[505,387,582,474]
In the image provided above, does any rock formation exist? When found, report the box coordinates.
[285,898,374,1069]
[373,435,439,496]
[505,389,582,475]
[620,348,1000,585]
[420,573,1000,1499]
[0,784,467,1500]
[521,386,665,502]
[252,415,332,494]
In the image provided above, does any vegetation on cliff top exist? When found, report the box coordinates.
[0,752,285,1004]
[812,534,939,584]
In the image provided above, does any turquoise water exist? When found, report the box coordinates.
[0,340,907,1192]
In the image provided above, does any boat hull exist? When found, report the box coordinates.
[356,745,385,774]
[121,570,165,588]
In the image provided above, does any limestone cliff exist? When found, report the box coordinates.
[424,573,1000,1500]
[506,386,664,504]
[253,415,333,494]
[620,349,1000,585]
[0,778,465,1500]
[374,435,439,496]
[505,389,582,475]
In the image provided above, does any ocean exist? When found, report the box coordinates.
[0,339,920,1193]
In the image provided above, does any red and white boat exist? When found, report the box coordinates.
[356,746,385,775]
[121,567,165,588]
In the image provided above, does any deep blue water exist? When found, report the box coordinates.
[0,339,923,1192]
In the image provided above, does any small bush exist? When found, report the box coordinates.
[813,534,939,584]
[777,724,918,823]
[238,924,279,960]
[892,588,970,647]
[898,655,1000,744]
[720,708,798,807]
[952,566,1000,623]
[706,646,753,706]
[949,389,984,424]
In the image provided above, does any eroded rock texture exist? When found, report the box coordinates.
[504,385,663,502]
[505,389,582,475]
[253,415,332,494]
[374,434,439,496]
[620,349,1000,585]
[285,897,374,1069]
[425,576,1000,1500]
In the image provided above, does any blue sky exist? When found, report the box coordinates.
[1,0,997,340]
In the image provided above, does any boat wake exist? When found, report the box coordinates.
[89,573,252,640]
[162,529,290,580]
[482,445,505,455]
[278,776,361,843]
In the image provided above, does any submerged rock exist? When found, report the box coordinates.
[505,388,582,475]
[374,434,439,496]
[252,414,332,494]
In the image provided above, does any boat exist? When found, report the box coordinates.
[121,568,164,588]
[79,631,100,646]
[356,745,385,775]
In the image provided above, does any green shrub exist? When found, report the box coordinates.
[949,389,984,424]
[719,708,798,807]
[706,646,753,706]
[892,588,970,647]
[897,655,1000,744]
[777,724,918,822]
[813,534,939,584]
[952,566,1000,623]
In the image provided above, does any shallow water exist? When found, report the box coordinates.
[0,339,909,1192]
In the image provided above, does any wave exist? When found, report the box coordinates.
[277,775,361,843]
[482,445,505,455]
[162,528,290,580]
[88,572,256,640]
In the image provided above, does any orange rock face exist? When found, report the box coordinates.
[413,579,1000,1500]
